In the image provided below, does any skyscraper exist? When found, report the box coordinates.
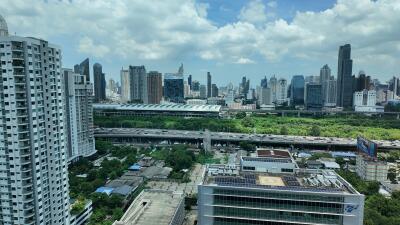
[188,74,192,88]
[276,78,288,104]
[0,23,70,224]
[207,72,212,98]
[74,58,90,83]
[269,75,278,103]
[211,84,219,97]
[147,71,163,104]
[177,63,184,76]
[354,71,371,92]
[120,68,130,102]
[261,76,268,88]
[63,69,95,161]
[337,44,353,108]
[305,83,323,110]
[129,65,147,103]
[324,79,337,107]
[192,80,200,91]
[164,73,184,103]
[200,84,207,99]
[93,63,106,102]
[290,75,305,105]
[320,64,333,106]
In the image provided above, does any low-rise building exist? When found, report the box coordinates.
[70,200,93,225]
[240,149,298,173]
[113,190,185,225]
[356,154,388,182]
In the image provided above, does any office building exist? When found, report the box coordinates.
[200,84,207,99]
[260,76,268,88]
[188,74,192,88]
[184,81,190,97]
[113,190,185,225]
[147,71,163,104]
[353,90,383,112]
[0,23,70,224]
[207,72,212,98]
[74,58,90,83]
[337,44,353,108]
[164,73,184,103]
[354,71,371,92]
[305,83,323,110]
[269,75,277,103]
[389,76,399,98]
[199,165,365,225]
[192,80,200,91]
[356,155,388,182]
[129,65,147,103]
[259,87,272,105]
[63,69,95,162]
[108,78,117,93]
[290,75,305,105]
[320,64,331,85]
[211,83,218,97]
[120,68,130,102]
[93,63,106,102]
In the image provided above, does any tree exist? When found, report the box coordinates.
[235,112,246,119]
[388,168,397,183]
[309,125,321,136]
[280,126,288,135]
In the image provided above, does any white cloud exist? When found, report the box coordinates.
[78,36,110,58]
[235,57,256,64]
[1,0,400,76]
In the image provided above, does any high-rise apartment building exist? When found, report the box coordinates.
[269,75,277,103]
[354,71,371,92]
[63,69,95,162]
[93,63,106,102]
[0,19,70,224]
[207,72,212,98]
[337,44,353,108]
[129,65,147,103]
[290,75,305,105]
[164,73,184,103]
[276,78,287,104]
[389,76,399,97]
[147,71,162,104]
[120,68,130,103]
[74,58,90,83]
[192,80,200,91]
[259,87,272,105]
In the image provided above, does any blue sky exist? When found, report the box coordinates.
[1,0,399,87]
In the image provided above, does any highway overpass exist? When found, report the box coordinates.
[94,128,400,151]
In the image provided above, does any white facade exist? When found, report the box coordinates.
[353,90,383,112]
[70,200,93,225]
[120,69,130,102]
[276,78,287,104]
[269,76,277,102]
[63,69,96,161]
[259,87,272,105]
[186,99,207,105]
[356,155,388,182]
[0,35,70,224]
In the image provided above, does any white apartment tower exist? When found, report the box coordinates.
[276,78,287,104]
[63,69,96,162]
[0,16,69,225]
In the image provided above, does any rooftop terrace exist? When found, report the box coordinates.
[203,165,359,195]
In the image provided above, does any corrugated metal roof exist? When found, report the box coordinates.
[93,103,221,112]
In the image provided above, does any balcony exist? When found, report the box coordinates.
[12,60,25,68]
[12,52,24,59]
[11,45,24,51]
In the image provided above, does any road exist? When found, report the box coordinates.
[94,128,400,150]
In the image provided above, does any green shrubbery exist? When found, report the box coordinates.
[94,114,400,140]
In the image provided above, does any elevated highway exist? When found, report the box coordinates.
[94,128,400,151]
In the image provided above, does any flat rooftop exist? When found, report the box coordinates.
[113,190,183,225]
[257,149,291,158]
[203,165,359,194]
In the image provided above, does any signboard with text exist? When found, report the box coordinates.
[357,136,377,158]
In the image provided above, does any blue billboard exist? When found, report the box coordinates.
[357,136,377,158]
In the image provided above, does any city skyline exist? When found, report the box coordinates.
[1,0,399,85]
